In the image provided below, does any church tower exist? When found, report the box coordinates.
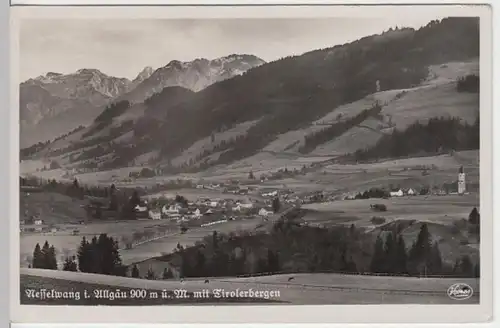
[458,166,466,195]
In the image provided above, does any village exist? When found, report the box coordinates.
[19,164,470,237]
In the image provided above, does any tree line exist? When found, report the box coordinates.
[354,115,479,162]
[20,176,147,220]
[457,74,479,93]
[161,209,479,279]
[30,234,127,276]
[107,18,478,173]
[20,125,85,159]
[29,207,480,280]
[299,103,383,154]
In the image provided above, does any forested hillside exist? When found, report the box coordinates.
[23,17,480,172]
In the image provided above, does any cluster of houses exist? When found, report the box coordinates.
[196,182,253,196]
[389,188,417,197]
[133,197,275,223]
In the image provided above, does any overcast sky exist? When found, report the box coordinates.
[20,16,447,81]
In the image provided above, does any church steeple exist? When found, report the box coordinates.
[458,166,466,194]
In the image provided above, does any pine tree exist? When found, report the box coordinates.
[129,190,141,207]
[47,245,58,270]
[41,241,51,269]
[267,249,280,272]
[460,255,474,277]
[162,267,174,279]
[76,234,126,276]
[452,258,461,275]
[395,235,408,274]
[408,223,432,275]
[212,231,218,250]
[77,237,90,272]
[146,268,156,280]
[468,207,480,225]
[370,235,385,273]
[383,233,396,273]
[272,197,281,213]
[195,250,206,277]
[349,224,356,238]
[180,250,190,278]
[131,265,140,278]
[63,256,78,272]
[32,243,44,269]
[96,234,126,276]
[428,242,443,274]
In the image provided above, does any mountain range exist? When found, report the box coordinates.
[21,18,480,175]
[20,54,265,147]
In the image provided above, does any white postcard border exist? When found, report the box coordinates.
[9,4,494,324]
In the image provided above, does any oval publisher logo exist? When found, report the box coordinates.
[447,283,473,301]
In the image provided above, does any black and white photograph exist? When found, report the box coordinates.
[12,5,490,316]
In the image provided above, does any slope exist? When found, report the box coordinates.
[23,18,480,175]
[109,18,480,171]
[21,268,479,305]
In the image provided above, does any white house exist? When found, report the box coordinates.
[232,205,242,212]
[134,205,148,212]
[258,208,273,217]
[34,219,43,225]
[262,191,278,197]
[390,189,404,197]
[238,202,254,209]
[193,208,202,218]
[162,204,181,215]
[407,188,416,196]
[210,201,219,208]
[205,209,214,215]
[148,210,161,220]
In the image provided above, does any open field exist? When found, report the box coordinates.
[19,147,479,268]
[302,194,479,223]
[20,146,478,195]
[143,188,259,202]
[20,192,87,225]
[20,268,479,305]
[19,188,278,267]
[251,59,479,157]
[301,194,480,264]
[119,216,271,265]
[171,119,260,167]
[20,218,181,267]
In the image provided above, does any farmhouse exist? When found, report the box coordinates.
[134,204,148,212]
[162,204,181,215]
[148,210,161,220]
[192,208,202,218]
[259,208,274,217]
[262,190,278,197]
[237,202,254,209]
[390,189,404,197]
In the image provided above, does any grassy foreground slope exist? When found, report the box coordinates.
[21,269,479,305]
